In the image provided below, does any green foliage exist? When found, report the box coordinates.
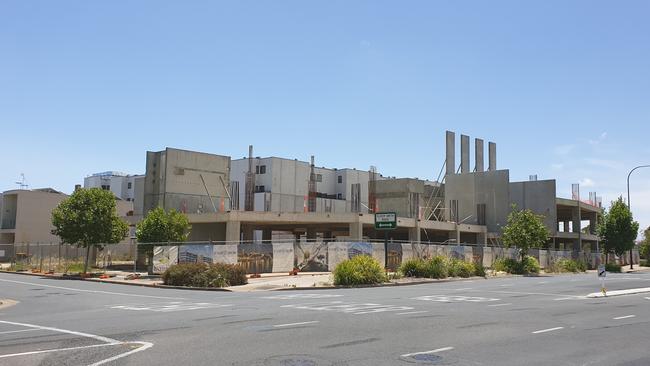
[162,263,247,288]
[639,260,649,267]
[548,258,587,273]
[447,258,475,278]
[473,263,487,277]
[502,205,550,261]
[51,188,129,273]
[425,256,449,279]
[605,263,622,273]
[333,255,387,286]
[493,256,540,274]
[639,227,650,260]
[52,188,129,249]
[598,197,639,257]
[399,258,427,277]
[137,207,191,273]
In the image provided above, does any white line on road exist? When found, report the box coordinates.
[0,278,185,300]
[396,311,428,315]
[0,329,39,335]
[0,320,153,364]
[272,321,319,328]
[532,327,564,334]
[645,297,650,300]
[613,315,636,320]
[401,347,454,358]
[454,288,473,291]
[487,303,512,307]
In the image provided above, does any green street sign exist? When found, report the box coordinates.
[374,212,397,230]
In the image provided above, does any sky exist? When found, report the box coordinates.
[1,1,649,236]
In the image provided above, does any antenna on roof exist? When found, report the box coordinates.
[15,173,28,190]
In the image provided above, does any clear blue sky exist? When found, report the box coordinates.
[1,1,649,234]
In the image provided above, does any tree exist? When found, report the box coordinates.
[136,207,191,273]
[599,197,640,266]
[640,227,650,260]
[52,188,129,274]
[502,205,550,262]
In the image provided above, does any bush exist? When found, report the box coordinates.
[422,256,447,279]
[493,256,539,274]
[162,262,248,288]
[399,258,427,278]
[640,260,650,267]
[474,263,487,277]
[549,258,587,273]
[333,255,387,286]
[448,258,475,278]
[605,263,622,273]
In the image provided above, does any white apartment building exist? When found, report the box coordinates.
[84,171,144,202]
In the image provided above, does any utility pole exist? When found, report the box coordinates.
[627,165,650,270]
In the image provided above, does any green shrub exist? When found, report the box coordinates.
[399,258,427,277]
[605,263,622,273]
[424,256,449,279]
[474,263,487,277]
[640,260,650,267]
[448,258,475,278]
[493,256,539,274]
[522,256,540,274]
[333,255,387,286]
[550,258,587,273]
[162,262,248,288]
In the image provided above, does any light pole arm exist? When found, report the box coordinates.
[626,164,650,270]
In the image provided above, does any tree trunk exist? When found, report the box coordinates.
[84,245,91,274]
[147,252,154,275]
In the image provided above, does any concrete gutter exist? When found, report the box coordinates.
[0,299,18,310]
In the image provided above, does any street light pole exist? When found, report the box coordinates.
[626,165,650,270]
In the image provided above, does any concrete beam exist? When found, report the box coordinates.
[461,134,470,174]
[488,142,497,171]
[446,131,456,176]
[475,138,484,172]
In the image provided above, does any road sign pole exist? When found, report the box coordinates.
[384,230,388,271]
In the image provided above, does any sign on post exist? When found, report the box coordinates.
[597,265,606,278]
[374,212,397,230]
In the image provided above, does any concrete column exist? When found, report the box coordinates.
[449,225,460,244]
[349,222,363,241]
[226,221,241,243]
[446,131,456,175]
[475,138,484,172]
[408,221,421,243]
[478,232,487,246]
[461,134,470,174]
[571,207,581,259]
[488,142,497,171]
[262,229,272,242]
[563,220,570,233]
[589,213,597,234]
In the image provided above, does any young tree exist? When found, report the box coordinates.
[136,207,191,273]
[52,188,129,274]
[640,227,650,261]
[502,205,550,262]
[599,197,640,267]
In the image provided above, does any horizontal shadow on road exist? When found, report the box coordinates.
[321,337,381,349]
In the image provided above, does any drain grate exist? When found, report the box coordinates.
[277,359,317,366]
[411,354,443,363]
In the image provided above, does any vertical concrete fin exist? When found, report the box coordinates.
[446,131,456,176]
[460,134,470,174]
[488,142,497,171]
[475,138,484,172]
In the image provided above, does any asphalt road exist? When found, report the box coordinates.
[1,271,649,366]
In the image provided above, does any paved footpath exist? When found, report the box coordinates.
[1,271,649,365]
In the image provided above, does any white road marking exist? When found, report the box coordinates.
[413,295,499,303]
[0,328,39,335]
[396,311,428,315]
[487,303,512,307]
[88,341,153,366]
[453,288,473,291]
[645,297,650,300]
[537,281,548,284]
[272,321,319,328]
[110,302,231,312]
[532,327,564,334]
[401,347,454,358]
[587,287,650,298]
[281,301,414,315]
[262,294,343,300]
[613,315,636,320]
[491,290,585,299]
[0,278,185,300]
[0,320,153,364]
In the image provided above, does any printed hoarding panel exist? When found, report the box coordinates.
[213,244,238,265]
[153,246,178,274]
[178,244,213,264]
[238,243,273,274]
[272,242,294,273]
[295,241,329,272]
[328,242,349,271]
